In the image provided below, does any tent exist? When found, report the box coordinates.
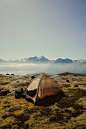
[24,74,64,106]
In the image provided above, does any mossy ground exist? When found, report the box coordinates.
[0,74,86,129]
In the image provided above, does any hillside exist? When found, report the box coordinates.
[0,73,86,129]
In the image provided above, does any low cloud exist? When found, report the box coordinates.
[0,63,86,75]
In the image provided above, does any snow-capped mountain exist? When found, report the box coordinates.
[73,59,86,64]
[0,56,50,63]
[0,56,86,64]
[0,59,5,62]
[54,58,73,63]
[23,56,50,63]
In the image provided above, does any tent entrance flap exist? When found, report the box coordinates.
[27,79,40,91]
[26,89,37,97]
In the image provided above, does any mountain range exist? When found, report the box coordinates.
[0,56,86,64]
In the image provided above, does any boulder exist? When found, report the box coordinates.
[74,85,78,87]
[66,80,70,83]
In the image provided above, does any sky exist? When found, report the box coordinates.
[0,0,86,60]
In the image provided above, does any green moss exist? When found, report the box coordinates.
[49,110,63,122]
[0,116,16,128]
[50,88,86,122]
[39,107,52,116]
[24,106,40,114]
[3,100,10,104]
[9,106,22,112]
[15,113,30,127]
[0,80,10,85]
[0,75,86,129]
[58,88,86,108]
[62,84,71,88]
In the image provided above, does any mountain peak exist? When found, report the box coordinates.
[41,55,46,58]
[55,58,73,63]
[1,56,83,64]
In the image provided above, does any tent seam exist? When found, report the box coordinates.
[34,74,43,105]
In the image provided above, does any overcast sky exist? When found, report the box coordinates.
[0,0,86,60]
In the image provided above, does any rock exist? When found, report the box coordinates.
[74,125,86,129]
[31,76,35,79]
[6,73,10,75]
[11,74,14,76]
[72,78,77,81]
[66,80,70,83]
[0,74,3,77]
[73,74,78,76]
[12,81,30,87]
[74,85,79,87]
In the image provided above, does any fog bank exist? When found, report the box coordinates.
[0,63,86,75]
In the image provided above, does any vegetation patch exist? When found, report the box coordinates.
[14,112,30,127]
[49,109,64,122]
[50,88,86,122]
[0,80,10,85]
[62,84,71,88]
[57,89,86,108]
[0,74,86,128]
[39,106,52,116]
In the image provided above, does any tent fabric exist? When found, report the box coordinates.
[27,74,42,91]
[26,74,64,106]
[38,75,62,99]
[27,79,40,91]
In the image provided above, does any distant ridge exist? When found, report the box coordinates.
[54,58,73,63]
[0,56,86,64]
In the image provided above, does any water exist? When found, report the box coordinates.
[0,62,86,75]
